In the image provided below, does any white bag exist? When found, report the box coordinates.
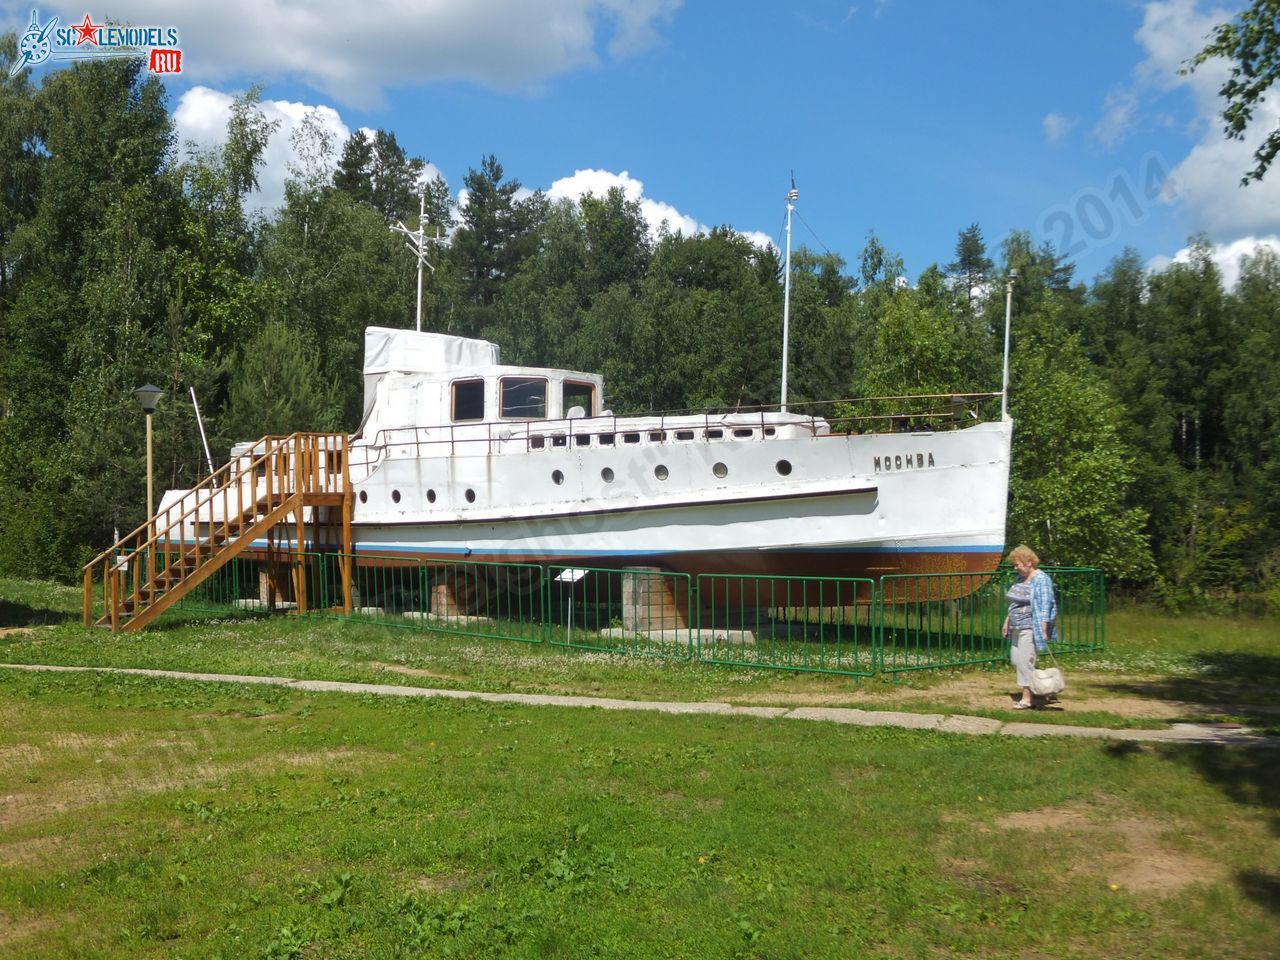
[1030,666,1065,696]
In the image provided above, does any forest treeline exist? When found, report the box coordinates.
[1,52,1277,611]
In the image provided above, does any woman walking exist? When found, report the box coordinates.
[1002,544,1057,709]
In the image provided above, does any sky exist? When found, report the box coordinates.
[4,0,1278,290]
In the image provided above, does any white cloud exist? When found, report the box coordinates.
[545,171,773,249]
[1091,89,1138,147]
[1134,0,1232,99]
[173,86,350,214]
[1042,112,1076,145]
[1135,1,1280,239]
[738,230,776,250]
[1146,235,1280,290]
[82,0,681,107]
[544,167,775,248]
[547,168,703,236]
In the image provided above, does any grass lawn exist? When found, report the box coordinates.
[2,579,1279,956]
[1,666,1278,959]
[1,578,1277,731]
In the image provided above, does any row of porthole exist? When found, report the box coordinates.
[360,488,476,505]
[358,459,795,504]
[552,459,792,486]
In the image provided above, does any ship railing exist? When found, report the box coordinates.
[345,391,1002,475]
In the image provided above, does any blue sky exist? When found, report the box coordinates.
[5,0,1277,288]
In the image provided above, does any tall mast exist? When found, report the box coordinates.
[391,193,447,332]
[780,176,798,413]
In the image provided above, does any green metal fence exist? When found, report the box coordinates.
[140,554,1104,679]
[306,553,546,644]
[877,567,1105,675]
[695,573,878,677]
[877,571,1007,674]
[1041,567,1107,652]
[417,557,546,644]
[545,565,693,660]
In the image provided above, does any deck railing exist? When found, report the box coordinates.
[345,391,1003,475]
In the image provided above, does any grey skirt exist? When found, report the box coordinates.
[1010,628,1037,687]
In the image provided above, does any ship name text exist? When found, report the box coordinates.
[874,452,936,472]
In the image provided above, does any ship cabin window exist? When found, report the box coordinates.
[675,430,694,441]
[705,429,724,439]
[562,380,596,418]
[530,435,546,450]
[501,377,547,419]
[575,434,591,447]
[598,433,615,446]
[452,379,485,422]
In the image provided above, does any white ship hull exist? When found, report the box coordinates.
[341,417,1011,581]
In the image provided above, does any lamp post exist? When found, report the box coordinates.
[1000,270,1018,420]
[133,384,164,521]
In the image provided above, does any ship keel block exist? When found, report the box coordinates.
[620,566,692,631]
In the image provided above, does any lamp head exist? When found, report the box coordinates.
[133,384,164,415]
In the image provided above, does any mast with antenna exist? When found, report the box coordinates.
[780,175,798,412]
[391,193,448,332]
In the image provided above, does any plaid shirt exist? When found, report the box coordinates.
[1029,569,1057,650]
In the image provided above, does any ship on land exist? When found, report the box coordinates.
[87,186,1014,632]
[149,323,1012,592]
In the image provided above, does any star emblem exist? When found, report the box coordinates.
[72,13,102,46]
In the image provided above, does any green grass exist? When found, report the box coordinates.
[2,578,1279,731]
[1,667,1278,959]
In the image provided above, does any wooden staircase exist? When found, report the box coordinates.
[83,433,352,633]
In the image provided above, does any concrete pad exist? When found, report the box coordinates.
[694,629,757,647]
[785,707,944,730]
[939,715,1005,735]
[598,628,693,646]
[1001,722,1118,739]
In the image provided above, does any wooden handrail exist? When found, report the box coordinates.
[83,433,349,630]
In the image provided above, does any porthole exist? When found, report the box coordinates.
[712,462,728,479]
[649,431,666,442]
[530,436,546,450]
[764,427,777,437]
[465,488,476,503]
[601,467,614,483]
[575,434,591,447]
[358,490,368,504]
[391,489,401,503]
[675,430,694,441]
[733,428,753,438]
[654,464,669,481]
[705,429,723,439]
[776,459,792,476]
[623,432,640,444]
[426,489,437,503]
[552,470,565,485]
